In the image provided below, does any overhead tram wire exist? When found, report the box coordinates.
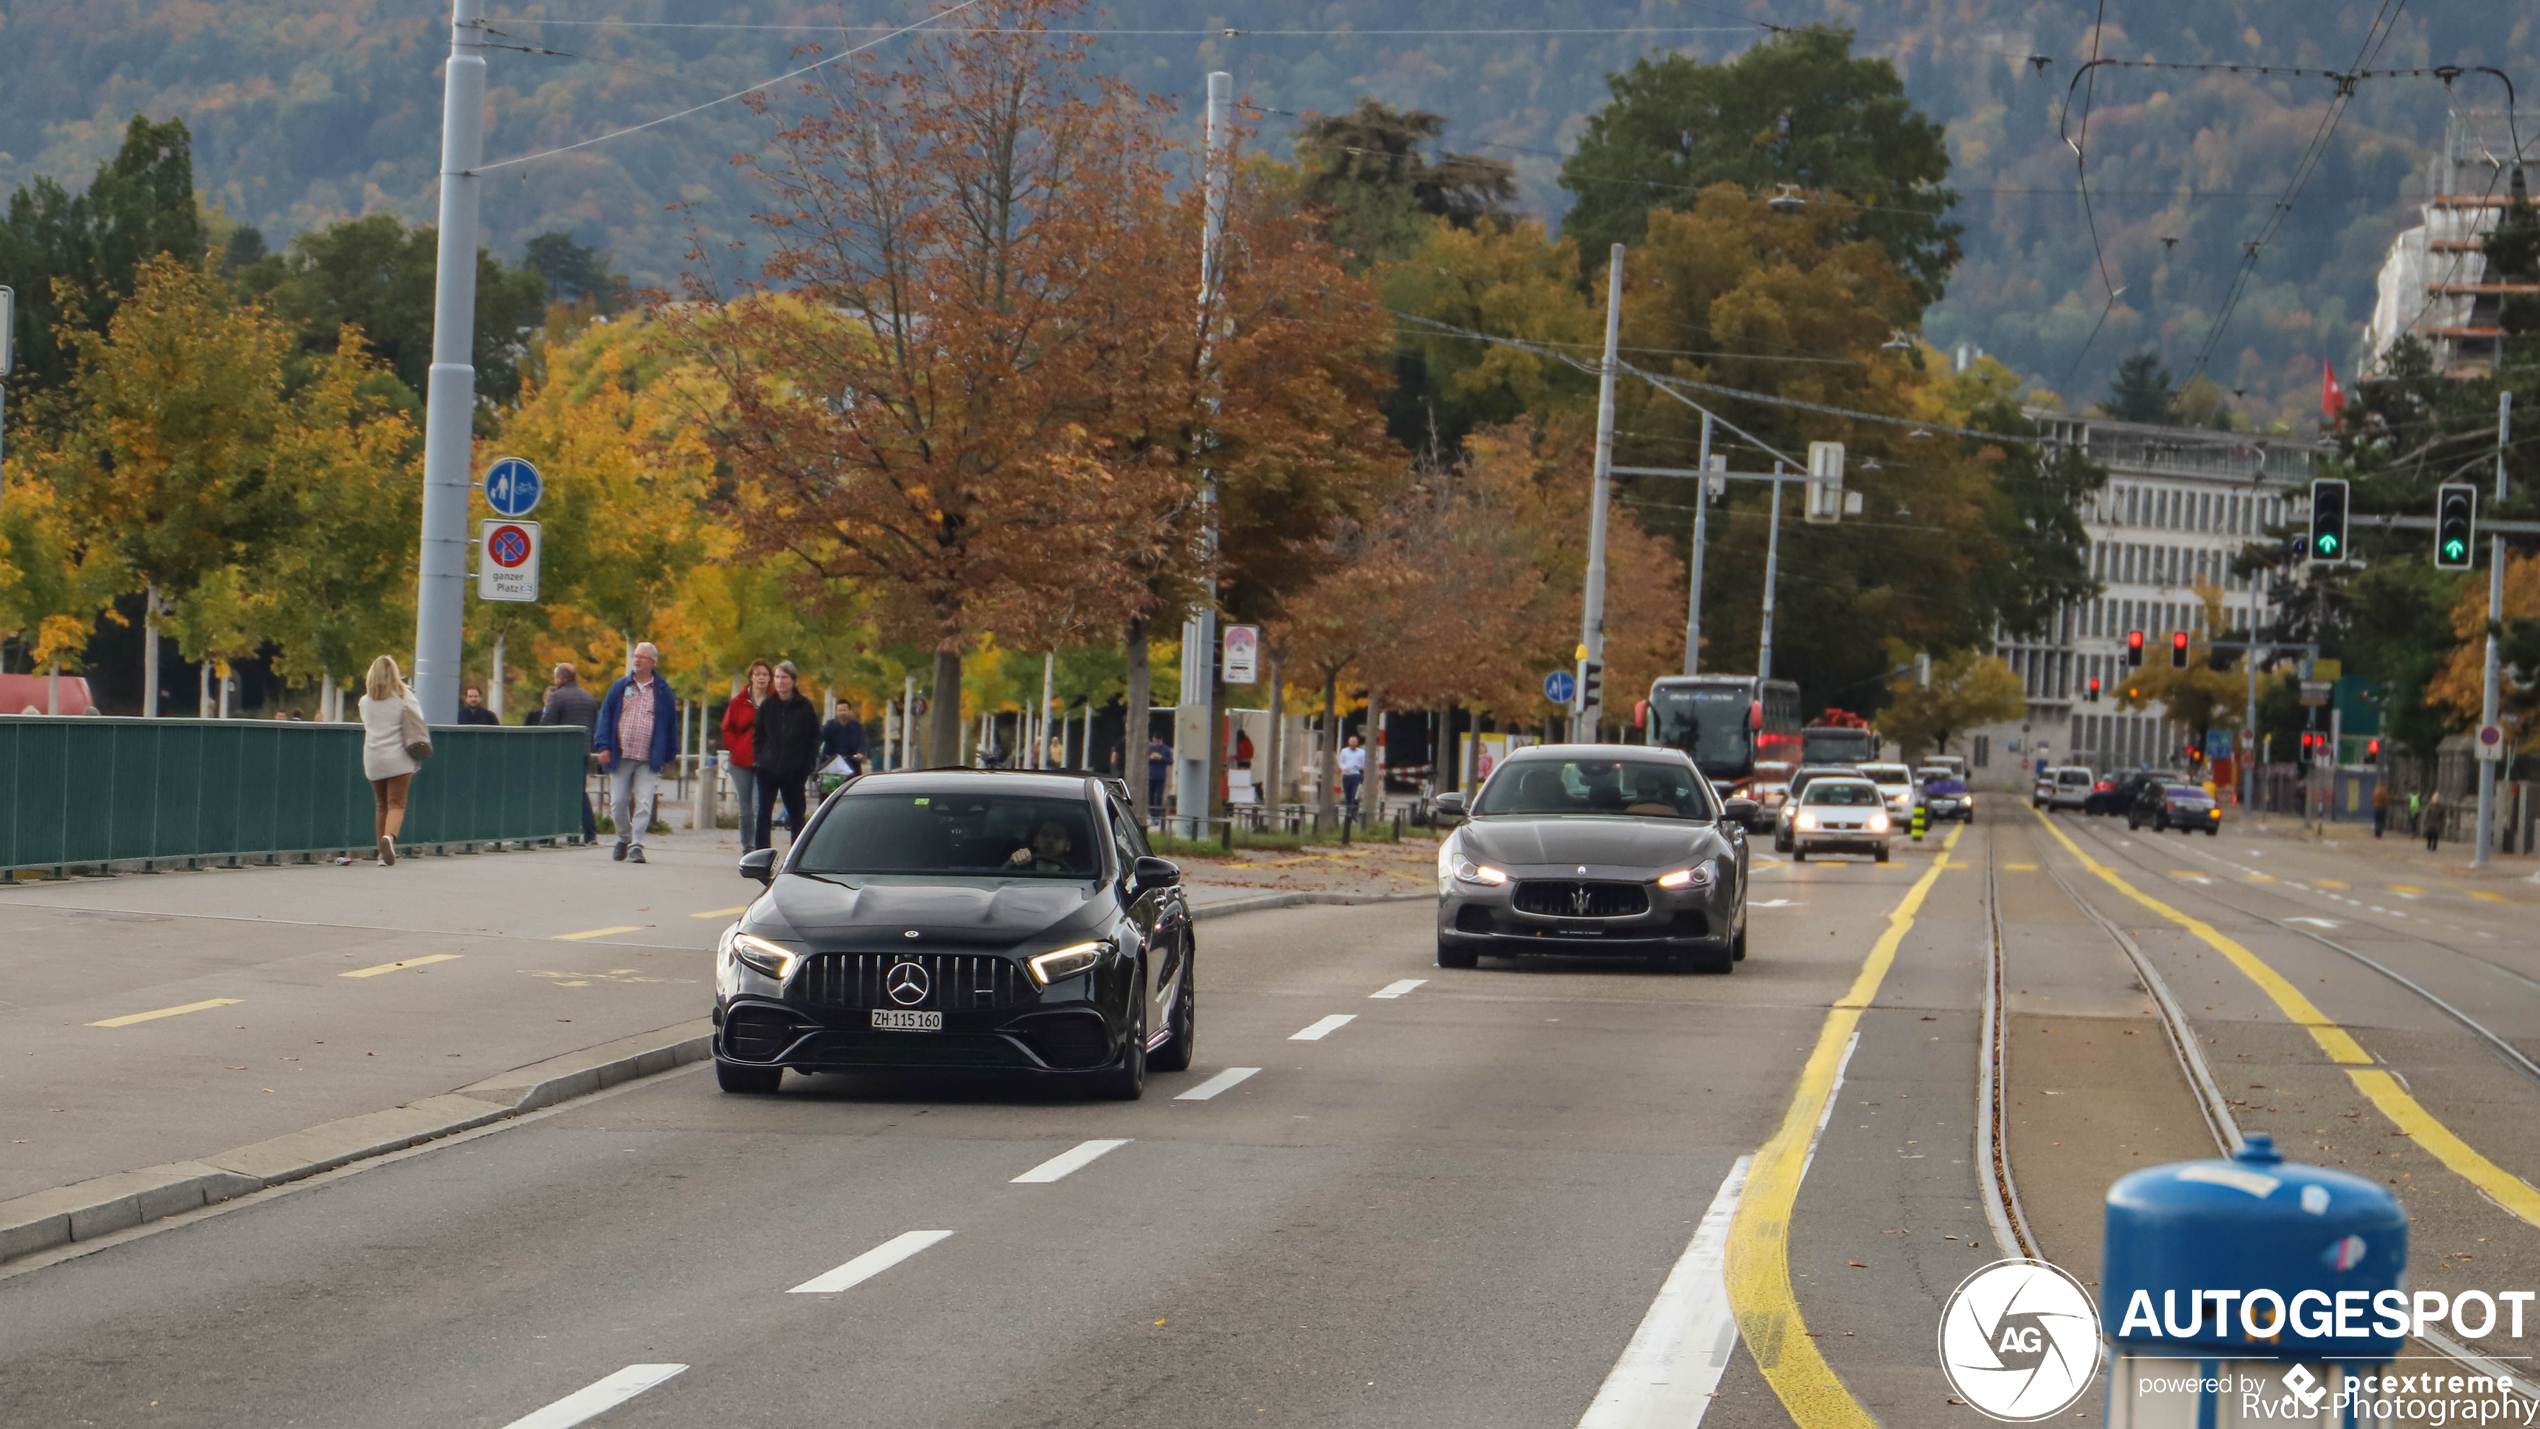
[2054,0,2119,401]
[489,19,1766,37]
[471,0,986,174]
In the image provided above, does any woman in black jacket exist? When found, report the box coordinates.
[751,661,822,852]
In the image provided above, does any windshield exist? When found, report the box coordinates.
[2165,786,2211,802]
[2057,770,2092,786]
[1473,758,1716,820]
[1858,765,1912,787]
[1924,778,1967,795]
[1648,686,1752,773]
[795,791,1103,879]
[1802,728,1878,765]
[1805,782,1883,807]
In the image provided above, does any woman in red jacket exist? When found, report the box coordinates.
[721,659,773,850]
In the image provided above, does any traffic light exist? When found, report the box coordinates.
[2308,478,2348,563]
[2171,630,2189,669]
[2126,630,2145,667]
[2086,677,2101,702]
[2436,483,2476,570]
[1577,660,1602,713]
[2365,738,2381,765]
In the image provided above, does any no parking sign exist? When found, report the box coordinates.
[478,519,541,602]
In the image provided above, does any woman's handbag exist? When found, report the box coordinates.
[399,694,435,762]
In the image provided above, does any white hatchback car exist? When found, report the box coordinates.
[1790,778,1895,863]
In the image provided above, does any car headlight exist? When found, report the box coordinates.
[1027,941,1106,985]
[1657,864,1714,889]
[1868,812,1891,832]
[724,930,800,981]
[1796,811,1819,831]
[1452,857,1509,886]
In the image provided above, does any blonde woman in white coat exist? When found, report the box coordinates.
[358,655,425,865]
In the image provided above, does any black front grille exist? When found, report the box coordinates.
[1010,1013,1111,1069]
[797,953,1037,1012]
[724,1006,803,1061]
[1511,881,1649,918]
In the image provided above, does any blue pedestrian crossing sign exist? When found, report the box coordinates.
[1543,669,1576,704]
[483,456,543,517]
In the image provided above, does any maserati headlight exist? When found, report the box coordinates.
[1452,857,1509,886]
[724,930,800,981]
[1657,864,1714,889]
[1027,941,1106,985]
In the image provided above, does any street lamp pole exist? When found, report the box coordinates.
[1683,412,1713,676]
[1758,461,1786,680]
[411,0,487,724]
[1173,71,1232,836]
[2475,391,2510,867]
[1573,242,1624,742]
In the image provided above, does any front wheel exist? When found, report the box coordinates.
[1436,938,1479,969]
[1874,845,1892,864]
[1731,923,1748,961]
[1150,945,1196,1073]
[1090,966,1148,1100]
[2204,825,2219,837]
[1773,830,1791,853]
[716,1059,782,1095]
[1792,848,1808,862]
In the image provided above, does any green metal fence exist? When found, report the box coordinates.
[0,718,586,875]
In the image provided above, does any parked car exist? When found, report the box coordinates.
[1921,776,1973,822]
[2046,766,2096,811]
[2128,780,2222,835]
[2031,771,2056,808]
[1789,777,1895,863]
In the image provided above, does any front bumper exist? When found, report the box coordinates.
[2163,808,2222,830]
[712,949,1135,1076]
[1437,868,1734,957]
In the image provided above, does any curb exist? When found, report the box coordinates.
[1189,889,1428,920]
[0,1018,714,1266]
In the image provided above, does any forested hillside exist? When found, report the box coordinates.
[0,0,2523,421]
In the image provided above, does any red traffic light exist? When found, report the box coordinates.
[2170,630,2190,669]
[2126,629,2145,667]
[2087,677,2101,701]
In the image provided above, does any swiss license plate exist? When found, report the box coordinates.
[1554,921,1606,937]
[870,1009,942,1031]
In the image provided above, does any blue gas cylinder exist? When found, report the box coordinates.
[2102,1134,2407,1359]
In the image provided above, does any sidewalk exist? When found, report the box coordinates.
[2229,811,2540,881]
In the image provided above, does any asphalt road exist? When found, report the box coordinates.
[7,809,2538,1428]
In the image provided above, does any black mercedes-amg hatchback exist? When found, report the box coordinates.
[711,770,1193,1099]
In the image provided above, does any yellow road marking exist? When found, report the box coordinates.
[2390,885,2425,896]
[2004,862,2039,871]
[2469,891,2507,904]
[2245,872,2278,882]
[554,925,644,941]
[2316,879,2348,889]
[1726,824,1961,1429]
[341,954,462,979]
[689,906,751,919]
[90,998,242,1028]
[2031,807,2540,1230]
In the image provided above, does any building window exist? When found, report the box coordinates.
[1973,733,1990,768]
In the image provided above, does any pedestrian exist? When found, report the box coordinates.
[751,660,820,853]
[357,655,429,867]
[457,683,500,726]
[1147,733,1171,813]
[541,663,600,842]
[2407,790,2422,835]
[2424,791,2444,853]
[820,697,867,776]
[1338,732,1368,814]
[2371,780,2389,838]
[722,660,772,850]
[594,643,677,864]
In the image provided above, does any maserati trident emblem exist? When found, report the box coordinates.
[885,959,930,1006]
[1570,885,1594,915]
[1576,865,1588,875]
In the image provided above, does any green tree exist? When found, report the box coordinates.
[2103,350,2176,423]
[0,114,204,397]
[1558,26,1959,310]
[1293,100,1517,269]
[239,212,552,406]
[524,232,631,315]
[1877,648,2026,761]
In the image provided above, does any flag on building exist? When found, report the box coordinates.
[2321,359,2344,420]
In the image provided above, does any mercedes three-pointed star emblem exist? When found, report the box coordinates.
[885,959,930,1006]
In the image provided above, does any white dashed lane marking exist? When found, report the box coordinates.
[1370,979,1427,999]
[1010,1139,1130,1184]
[1175,1067,1260,1101]
[789,1230,954,1294]
[1290,1014,1357,1041]
[498,1365,688,1429]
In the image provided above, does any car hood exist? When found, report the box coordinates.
[750,875,1107,949]
[1460,817,1722,873]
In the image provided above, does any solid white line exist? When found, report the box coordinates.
[1175,1066,1260,1101]
[1369,978,1427,999]
[1575,1157,1754,1429]
[1011,1138,1131,1183]
[499,1364,688,1429]
[787,1230,954,1294]
[1290,1014,1356,1041]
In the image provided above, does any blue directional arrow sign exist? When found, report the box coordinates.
[1543,669,1576,704]
[483,456,543,517]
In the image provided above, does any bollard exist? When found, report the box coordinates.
[1910,799,1929,842]
[2102,1133,2406,1427]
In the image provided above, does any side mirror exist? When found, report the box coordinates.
[1432,791,1467,822]
[1722,797,1759,825]
[739,848,776,885]
[1130,855,1181,895]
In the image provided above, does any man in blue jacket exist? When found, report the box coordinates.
[594,642,678,864]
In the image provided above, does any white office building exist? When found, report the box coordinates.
[1966,414,2324,779]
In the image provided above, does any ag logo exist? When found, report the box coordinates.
[1937,1259,2100,1421]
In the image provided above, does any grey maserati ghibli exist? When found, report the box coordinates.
[1432,745,1754,973]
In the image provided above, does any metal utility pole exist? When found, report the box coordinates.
[2242,643,2260,811]
[1758,461,1787,679]
[410,0,487,724]
[1682,412,1714,676]
[2476,391,2511,867]
[1173,70,1233,836]
[1572,242,1624,742]
[1036,650,1056,770]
